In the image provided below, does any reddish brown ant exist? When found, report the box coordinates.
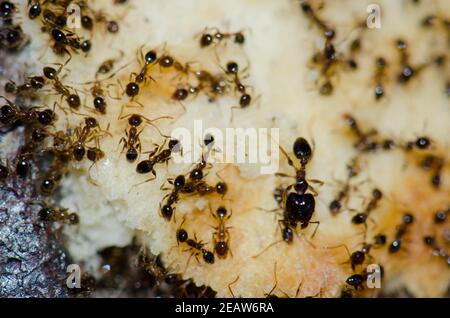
[176,219,215,265]
[30,201,79,225]
[211,206,232,259]
[4,75,45,97]
[329,157,361,215]
[42,64,82,110]
[71,117,109,161]
[135,138,181,181]
[0,96,56,127]
[388,213,414,253]
[119,113,172,162]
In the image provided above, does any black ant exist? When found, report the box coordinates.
[199,27,245,48]
[135,138,180,180]
[119,113,171,162]
[211,206,232,259]
[176,220,215,265]
[388,213,414,253]
[43,65,81,110]
[374,57,387,100]
[345,273,365,290]
[395,39,428,84]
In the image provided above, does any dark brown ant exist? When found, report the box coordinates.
[345,273,365,290]
[43,65,81,110]
[388,213,414,253]
[4,75,45,97]
[395,39,428,84]
[419,154,445,188]
[31,201,79,225]
[0,98,56,128]
[223,61,253,109]
[374,57,387,100]
[135,139,180,180]
[176,220,215,265]
[343,114,378,152]
[71,117,106,161]
[119,113,171,162]
[160,174,186,220]
[129,48,158,88]
[275,137,322,242]
[199,27,245,48]
[211,206,232,258]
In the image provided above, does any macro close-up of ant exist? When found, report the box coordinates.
[0,0,449,304]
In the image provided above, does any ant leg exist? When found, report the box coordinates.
[228,276,239,298]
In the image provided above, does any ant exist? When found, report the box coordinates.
[224,61,253,109]
[388,213,414,253]
[135,138,180,180]
[345,273,365,290]
[373,57,387,100]
[419,154,445,189]
[211,206,232,259]
[0,97,56,127]
[160,174,186,220]
[199,27,245,48]
[343,114,379,152]
[119,113,172,162]
[4,75,45,97]
[176,220,215,265]
[395,39,428,84]
[43,65,81,110]
[71,117,105,161]
[335,234,386,271]
[329,157,361,215]
[277,137,322,236]
[31,201,79,225]
[351,188,383,237]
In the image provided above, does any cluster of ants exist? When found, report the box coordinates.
[25,0,123,58]
[299,1,449,99]
[0,1,28,51]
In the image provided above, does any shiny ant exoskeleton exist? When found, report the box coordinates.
[0,97,56,127]
[388,213,414,253]
[160,174,185,220]
[30,201,79,225]
[119,113,171,162]
[211,206,232,259]
[71,117,107,161]
[43,65,81,110]
[373,57,387,100]
[176,220,215,265]
[275,137,322,242]
[199,27,245,48]
[136,138,180,180]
